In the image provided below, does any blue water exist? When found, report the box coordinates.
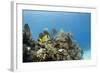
[23,10,91,59]
[83,49,91,60]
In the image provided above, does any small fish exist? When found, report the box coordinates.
[39,35,50,44]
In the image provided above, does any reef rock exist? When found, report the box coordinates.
[23,24,36,62]
[23,24,83,62]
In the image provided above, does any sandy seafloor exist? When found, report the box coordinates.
[83,49,91,60]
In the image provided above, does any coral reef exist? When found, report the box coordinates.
[23,24,83,62]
